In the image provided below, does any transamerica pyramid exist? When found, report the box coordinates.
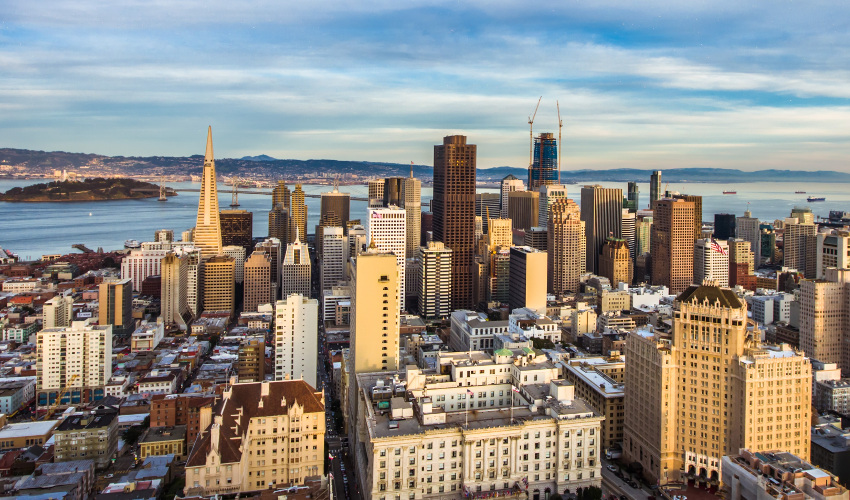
[194,126,223,259]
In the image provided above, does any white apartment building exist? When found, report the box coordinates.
[368,206,407,310]
[538,185,568,228]
[694,238,729,287]
[321,226,348,292]
[121,242,176,291]
[509,308,561,343]
[418,242,452,320]
[275,294,318,388]
[450,310,510,352]
[323,285,352,324]
[43,294,74,329]
[222,245,246,284]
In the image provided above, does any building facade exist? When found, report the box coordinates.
[275,294,319,388]
[548,199,585,295]
[418,242,453,321]
[651,198,696,294]
[580,185,623,275]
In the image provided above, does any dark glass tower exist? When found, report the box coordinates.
[529,133,558,191]
[625,182,640,212]
[714,213,737,240]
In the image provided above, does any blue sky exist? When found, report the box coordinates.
[2,1,850,170]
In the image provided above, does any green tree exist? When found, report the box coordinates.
[584,486,602,500]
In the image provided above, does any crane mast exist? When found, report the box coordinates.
[528,96,542,188]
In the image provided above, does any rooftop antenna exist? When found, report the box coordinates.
[410,161,414,179]
[556,100,563,185]
[528,96,542,187]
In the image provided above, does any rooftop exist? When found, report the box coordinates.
[0,420,59,439]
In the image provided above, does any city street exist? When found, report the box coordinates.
[601,459,655,500]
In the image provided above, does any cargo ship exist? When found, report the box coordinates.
[807,196,826,202]
[722,190,737,194]
[795,191,806,194]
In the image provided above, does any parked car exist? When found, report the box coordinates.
[607,465,618,472]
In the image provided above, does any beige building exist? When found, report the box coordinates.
[508,191,540,232]
[202,255,235,315]
[194,126,223,259]
[785,217,817,276]
[140,425,186,460]
[184,380,325,496]
[243,251,272,313]
[282,236,311,298]
[651,198,696,293]
[623,284,812,485]
[564,356,625,452]
[275,294,319,388]
[487,218,513,253]
[599,238,632,287]
[351,249,400,375]
[508,246,547,314]
[799,269,850,373]
[418,241,453,320]
[161,250,190,329]
[723,449,848,500]
[291,184,308,244]
[548,199,586,295]
[694,238,730,288]
[43,295,73,329]
[53,405,119,469]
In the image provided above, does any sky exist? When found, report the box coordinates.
[2,1,850,170]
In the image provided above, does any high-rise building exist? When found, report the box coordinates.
[599,238,633,286]
[236,337,265,383]
[791,206,814,224]
[474,193,500,233]
[433,135,476,310]
[202,255,235,315]
[161,251,190,329]
[784,217,817,275]
[194,127,223,259]
[417,242,452,320]
[636,209,653,257]
[222,245,246,284]
[581,185,623,274]
[736,210,761,267]
[368,179,385,208]
[243,251,272,313]
[728,238,755,289]
[98,278,133,336]
[401,176,422,259]
[672,193,703,239]
[274,294,318,387]
[351,250,400,373]
[281,237,311,298]
[321,185,350,229]
[43,295,73,329]
[368,206,407,308]
[291,184,307,242]
[271,180,290,210]
[508,190,540,232]
[524,227,548,251]
[154,229,174,243]
[621,209,636,259]
[36,318,112,410]
[651,198,696,293]
[799,268,850,373]
[489,247,511,303]
[649,170,662,209]
[321,226,347,291]
[487,218,513,252]
[382,177,404,207]
[500,174,525,219]
[347,224,368,260]
[694,238,730,287]
[121,244,169,291]
[714,213,737,240]
[186,249,202,317]
[528,132,558,190]
[625,181,640,212]
[254,238,282,296]
[508,246,547,313]
[538,184,568,228]
[548,199,585,295]
[623,283,812,485]
[816,230,850,279]
[268,204,291,245]
[219,209,253,253]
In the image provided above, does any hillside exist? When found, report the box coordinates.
[0,178,163,202]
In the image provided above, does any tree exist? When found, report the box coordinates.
[584,486,602,500]
[531,337,555,350]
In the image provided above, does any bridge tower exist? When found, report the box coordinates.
[230,177,240,207]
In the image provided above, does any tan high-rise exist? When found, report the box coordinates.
[243,251,272,313]
[548,199,585,295]
[194,127,222,259]
[799,268,850,372]
[202,255,235,315]
[623,283,812,485]
[599,238,633,286]
[651,198,695,293]
[402,176,422,259]
[351,249,399,374]
[581,185,623,274]
[508,246,547,313]
[161,251,190,329]
[784,217,816,276]
[291,184,307,242]
[508,190,539,232]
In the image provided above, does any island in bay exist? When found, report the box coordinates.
[0,178,171,202]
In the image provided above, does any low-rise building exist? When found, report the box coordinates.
[140,425,186,460]
[149,393,216,448]
[130,321,165,352]
[0,416,59,451]
[53,405,119,469]
[563,357,625,452]
[816,379,850,415]
[812,415,850,488]
[15,459,95,500]
[449,310,510,352]
[723,448,848,500]
[0,376,36,415]
[137,369,179,396]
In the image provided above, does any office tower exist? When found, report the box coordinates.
[487,218,513,251]
[816,230,850,279]
[321,226,347,291]
[236,338,265,383]
[649,170,662,208]
[321,184,350,229]
[243,251,273,313]
[368,179,385,208]
[291,184,307,243]
[43,295,73,329]
[314,212,340,257]
[508,246,547,313]
[382,177,404,207]
[672,194,703,239]
[401,176,422,259]
[538,184,568,228]
[121,244,170,291]
[736,210,762,267]
[500,174,525,219]
[625,181,640,212]
[621,209,636,258]
[274,294,318,387]
[791,206,814,224]
[254,238,282,296]
[528,132,558,190]
[635,210,653,257]
[714,213,736,240]
[548,199,585,295]
[474,215,484,247]
[651,198,696,293]
[194,126,223,259]
[36,318,112,409]
[489,247,511,303]
[98,278,133,336]
[623,282,812,485]
[524,227,548,251]
[219,209,253,253]
[281,237,311,298]
[268,204,291,244]
[184,380,325,496]
[784,217,817,275]
[351,249,400,373]
[222,245,245,284]
[599,238,633,286]
[182,227,195,243]
[581,185,623,274]
[347,224,368,260]
[271,180,290,210]
[433,135,476,310]
[799,269,850,372]
[418,241,453,320]
[202,255,235,315]
[475,193,500,233]
[421,211,433,243]
[761,226,777,265]
[154,229,174,243]
[186,249,202,317]
[368,206,407,308]
[508,190,540,232]
[161,251,190,329]
[694,238,730,287]
[728,238,755,289]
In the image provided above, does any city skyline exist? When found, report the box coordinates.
[3,2,850,171]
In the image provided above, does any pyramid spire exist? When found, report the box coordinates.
[205,126,214,163]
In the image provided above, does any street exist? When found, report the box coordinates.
[601,458,655,500]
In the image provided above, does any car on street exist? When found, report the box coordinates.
[607,465,618,472]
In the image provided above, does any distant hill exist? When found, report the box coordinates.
[0,177,161,202]
[2,147,850,183]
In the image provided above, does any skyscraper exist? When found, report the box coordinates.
[649,170,662,208]
[402,176,422,260]
[268,204,291,244]
[621,209,636,259]
[538,184,568,228]
[580,185,623,274]
[736,210,762,267]
[528,132,558,190]
[222,245,245,284]
[784,216,816,276]
[43,295,74,329]
[625,181,640,212]
[548,199,586,295]
[351,249,400,373]
[368,206,407,309]
[98,278,133,336]
[487,218,513,252]
[714,213,737,240]
[508,246,547,313]
[194,126,222,259]
[635,210,653,257]
[368,179,385,208]
[291,184,307,242]
[202,255,235,315]
[161,251,190,329]
[651,198,695,293]
[433,135,476,310]
[271,180,290,210]
[186,249,202,317]
[281,236,311,298]
[672,193,703,239]
[693,238,729,287]
[320,185,350,229]
[508,190,540,232]
[418,241,452,320]
[799,268,850,372]
[500,174,525,219]
[321,226,347,291]
[474,193,500,233]
[243,251,273,313]
[219,209,253,253]
[274,294,318,387]
[599,238,633,286]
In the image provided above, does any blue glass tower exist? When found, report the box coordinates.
[529,132,558,190]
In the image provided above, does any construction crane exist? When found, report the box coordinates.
[528,96,542,187]
[34,374,78,421]
[556,100,563,185]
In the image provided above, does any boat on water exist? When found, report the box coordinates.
[795,191,806,194]
[807,196,826,202]
[723,190,737,194]
[124,239,141,249]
